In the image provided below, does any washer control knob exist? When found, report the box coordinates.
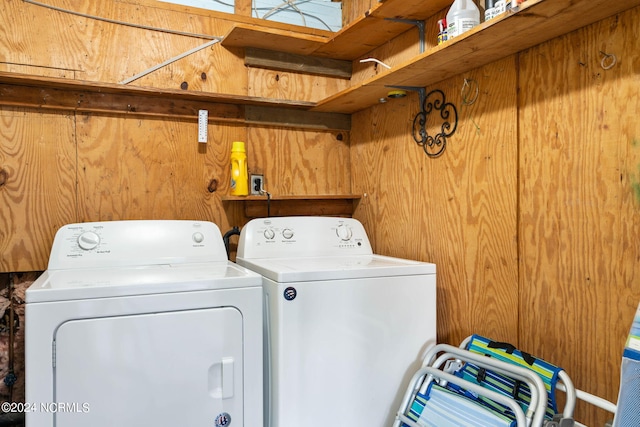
[336,225,353,241]
[263,228,275,240]
[192,232,205,243]
[282,228,294,239]
[78,231,100,250]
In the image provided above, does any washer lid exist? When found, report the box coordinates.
[235,254,436,283]
[26,262,261,303]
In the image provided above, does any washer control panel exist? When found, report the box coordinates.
[237,217,373,259]
[48,220,228,269]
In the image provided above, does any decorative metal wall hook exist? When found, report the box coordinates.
[385,85,459,158]
[412,89,458,158]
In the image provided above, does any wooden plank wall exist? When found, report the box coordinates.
[340,0,374,27]
[351,55,520,351]
[2,1,640,425]
[348,3,640,426]
[0,0,349,271]
[0,109,76,271]
[518,11,640,423]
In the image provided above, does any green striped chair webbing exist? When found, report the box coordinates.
[456,334,563,420]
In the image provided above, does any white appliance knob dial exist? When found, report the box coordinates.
[282,228,294,239]
[264,228,275,240]
[336,225,353,241]
[78,231,100,250]
[192,232,204,243]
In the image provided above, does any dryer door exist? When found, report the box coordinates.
[53,307,243,427]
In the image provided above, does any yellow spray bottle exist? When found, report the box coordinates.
[230,141,249,196]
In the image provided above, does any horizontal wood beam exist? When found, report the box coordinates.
[245,105,350,131]
[0,71,314,108]
[245,48,352,79]
[0,81,245,121]
[222,194,361,217]
[0,73,351,131]
[242,198,357,217]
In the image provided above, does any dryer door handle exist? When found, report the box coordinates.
[208,357,234,399]
[221,357,234,399]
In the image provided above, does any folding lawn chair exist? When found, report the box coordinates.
[397,366,529,427]
[393,334,618,427]
[461,336,625,427]
[394,334,620,427]
[394,336,550,427]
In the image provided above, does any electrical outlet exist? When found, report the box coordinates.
[250,174,264,195]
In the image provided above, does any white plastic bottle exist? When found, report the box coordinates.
[446,0,480,39]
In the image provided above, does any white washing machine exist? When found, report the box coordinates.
[25,220,263,427]
[236,216,437,427]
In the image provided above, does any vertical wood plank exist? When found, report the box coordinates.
[234,0,252,17]
[518,8,640,425]
[340,0,373,27]
[352,56,519,347]
[75,114,247,231]
[0,108,76,271]
[246,127,351,196]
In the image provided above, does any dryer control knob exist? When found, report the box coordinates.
[78,231,100,250]
[336,225,353,241]
[282,228,294,239]
[263,228,275,240]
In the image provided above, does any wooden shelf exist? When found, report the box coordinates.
[0,72,350,131]
[223,194,360,201]
[221,0,452,61]
[313,0,640,113]
[221,23,330,57]
[223,0,640,114]
[5,0,637,122]
[222,194,362,217]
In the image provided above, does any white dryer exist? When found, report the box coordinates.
[236,216,437,427]
[25,220,263,427]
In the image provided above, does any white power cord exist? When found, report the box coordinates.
[359,58,391,69]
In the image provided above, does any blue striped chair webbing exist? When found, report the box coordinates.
[401,383,516,427]
[454,334,563,420]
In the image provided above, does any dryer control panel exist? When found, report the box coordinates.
[237,216,373,259]
[48,220,228,269]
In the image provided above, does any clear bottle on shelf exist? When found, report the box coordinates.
[446,0,480,39]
